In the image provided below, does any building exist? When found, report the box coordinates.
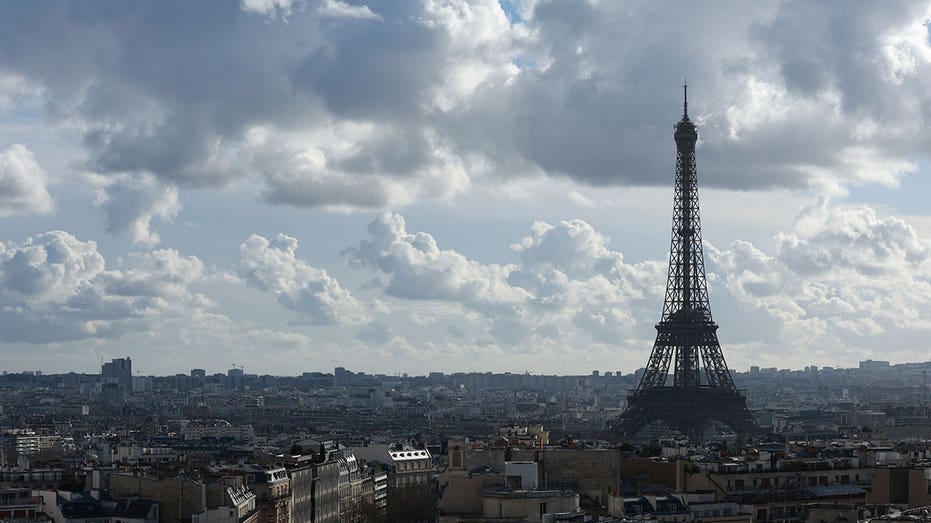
[106,473,206,523]
[0,430,42,466]
[37,490,158,523]
[441,460,581,522]
[110,444,177,465]
[352,443,433,488]
[447,443,620,505]
[181,423,255,442]
[860,360,891,371]
[101,357,132,391]
[480,487,580,522]
[192,479,258,523]
[288,453,339,523]
[0,488,43,521]
[236,467,290,523]
[871,465,931,508]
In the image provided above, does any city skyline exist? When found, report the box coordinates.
[0,1,931,375]
[4,356,927,379]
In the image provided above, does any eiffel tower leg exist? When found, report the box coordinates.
[613,405,647,441]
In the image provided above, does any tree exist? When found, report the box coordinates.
[342,499,383,523]
[385,485,436,523]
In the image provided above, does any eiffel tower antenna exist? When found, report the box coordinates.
[612,86,761,442]
[683,78,688,120]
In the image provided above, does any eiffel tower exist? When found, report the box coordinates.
[613,84,762,442]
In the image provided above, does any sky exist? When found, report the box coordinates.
[0,0,930,376]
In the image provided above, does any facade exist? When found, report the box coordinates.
[448,444,621,505]
[333,445,367,519]
[0,430,59,467]
[370,469,388,513]
[107,474,207,523]
[0,488,43,522]
[288,454,339,523]
[352,444,433,488]
[481,487,580,522]
[240,467,290,523]
[192,482,258,523]
[0,467,65,491]
[676,455,873,522]
[111,444,177,465]
[181,424,255,442]
[608,492,745,523]
[871,465,931,508]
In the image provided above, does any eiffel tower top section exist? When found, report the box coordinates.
[661,82,712,326]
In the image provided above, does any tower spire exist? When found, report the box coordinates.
[682,78,689,120]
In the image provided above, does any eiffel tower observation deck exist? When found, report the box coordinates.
[613,85,762,442]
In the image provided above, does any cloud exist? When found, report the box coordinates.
[317,0,381,20]
[95,174,181,247]
[247,125,470,211]
[0,74,39,111]
[0,231,104,303]
[239,233,367,325]
[101,248,206,300]
[341,202,931,367]
[347,213,664,345]
[241,0,295,18]
[356,320,395,344]
[0,231,212,343]
[0,0,927,230]
[708,199,931,355]
[0,144,54,216]
[346,213,528,305]
[0,0,514,219]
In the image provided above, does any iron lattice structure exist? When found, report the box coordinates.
[613,85,762,442]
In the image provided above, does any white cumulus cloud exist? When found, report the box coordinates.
[0,144,54,216]
[347,213,664,345]
[239,233,368,325]
[0,230,213,343]
[708,199,931,362]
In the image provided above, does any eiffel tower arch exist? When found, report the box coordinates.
[613,85,762,442]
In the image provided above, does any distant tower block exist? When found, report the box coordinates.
[613,85,762,442]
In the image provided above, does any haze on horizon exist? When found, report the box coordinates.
[0,0,930,376]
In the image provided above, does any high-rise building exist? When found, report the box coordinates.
[101,357,132,391]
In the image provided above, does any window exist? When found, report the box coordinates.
[540,502,547,518]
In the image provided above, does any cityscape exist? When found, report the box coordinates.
[0,356,929,522]
[1,1,931,523]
